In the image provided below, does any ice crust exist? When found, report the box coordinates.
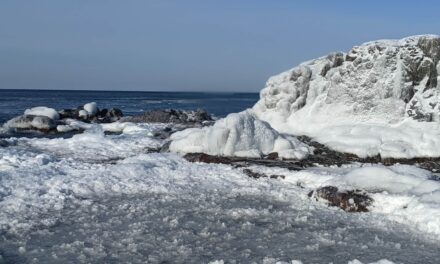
[253,35,440,158]
[169,110,311,159]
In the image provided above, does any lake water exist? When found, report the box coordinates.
[0,89,259,124]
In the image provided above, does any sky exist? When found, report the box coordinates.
[0,0,439,92]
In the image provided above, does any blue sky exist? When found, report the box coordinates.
[1,0,439,92]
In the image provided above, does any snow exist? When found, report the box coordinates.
[83,102,98,116]
[253,35,440,158]
[169,110,311,159]
[55,118,156,135]
[253,163,440,237]
[24,106,59,120]
[0,124,439,262]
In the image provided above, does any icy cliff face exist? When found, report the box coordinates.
[254,35,440,127]
[253,35,440,158]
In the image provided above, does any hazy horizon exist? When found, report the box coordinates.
[1,0,439,92]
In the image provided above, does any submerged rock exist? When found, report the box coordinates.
[308,186,373,213]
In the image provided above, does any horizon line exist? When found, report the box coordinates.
[0,88,259,94]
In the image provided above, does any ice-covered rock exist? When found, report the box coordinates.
[24,106,60,120]
[83,102,98,116]
[253,35,440,158]
[3,103,125,134]
[5,114,57,132]
[78,109,88,118]
[169,110,311,159]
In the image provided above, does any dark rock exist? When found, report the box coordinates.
[242,169,284,180]
[266,152,279,160]
[58,107,123,123]
[183,153,233,164]
[58,109,79,119]
[107,108,123,119]
[97,108,108,118]
[121,109,212,124]
[308,186,373,212]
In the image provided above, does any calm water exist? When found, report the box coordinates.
[0,89,259,124]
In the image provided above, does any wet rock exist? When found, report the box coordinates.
[122,109,213,124]
[308,186,373,212]
[242,169,285,180]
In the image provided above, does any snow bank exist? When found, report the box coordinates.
[24,106,59,120]
[253,35,440,158]
[169,110,311,159]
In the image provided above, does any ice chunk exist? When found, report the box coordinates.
[170,110,311,159]
[83,102,98,116]
[24,106,59,120]
[78,109,88,118]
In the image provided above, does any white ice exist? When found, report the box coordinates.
[23,106,60,120]
[169,110,311,159]
[83,102,98,116]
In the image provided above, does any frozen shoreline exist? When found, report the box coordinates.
[1,124,439,263]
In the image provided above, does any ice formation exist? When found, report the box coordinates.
[253,35,440,158]
[169,110,311,159]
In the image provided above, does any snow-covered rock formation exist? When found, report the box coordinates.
[253,35,440,158]
[169,110,311,159]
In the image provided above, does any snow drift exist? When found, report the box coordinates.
[253,35,440,158]
[169,110,311,159]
